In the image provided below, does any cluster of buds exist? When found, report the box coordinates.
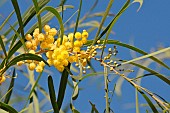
[17,25,89,73]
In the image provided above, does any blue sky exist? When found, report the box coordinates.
[0,0,170,113]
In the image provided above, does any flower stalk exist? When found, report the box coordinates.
[104,65,110,113]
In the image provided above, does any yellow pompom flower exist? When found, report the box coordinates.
[74,40,83,47]
[31,39,39,46]
[40,42,48,49]
[47,59,53,66]
[59,45,66,51]
[46,51,53,58]
[44,25,51,32]
[53,60,61,67]
[75,32,81,40]
[62,59,68,66]
[39,61,45,67]
[28,62,36,71]
[61,50,69,59]
[48,28,57,36]
[31,46,37,50]
[35,65,43,72]
[45,35,54,43]
[53,48,61,55]
[73,47,80,52]
[34,28,40,33]
[0,75,6,84]
[57,55,64,62]
[55,65,64,72]
[52,53,57,59]
[62,35,68,44]
[17,61,24,66]
[82,30,88,38]
[81,37,87,44]
[33,28,40,38]
[68,56,76,63]
[64,42,72,49]
[68,33,74,42]
[25,34,32,41]
[38,33,45,41]
[25,41,32,49]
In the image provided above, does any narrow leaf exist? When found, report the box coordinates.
[24,71,43,108]
[92,0,114,46]
[48,75,59,113]
[70,103,80,113]
[89,101,99,113]
[11,0,25,40]
[0,11,14,30]
[32,0,42,32]
[129,62,170,85]
[100,0,130,58]
[57,64,70,110]
[0,102,18,113]
[132,0,143,12]
[4,0,50,37]
[4,68,16,104]
[122,47,170,68]
[73,0,82,42]
[138,89,158,113]
[0,35,7,58]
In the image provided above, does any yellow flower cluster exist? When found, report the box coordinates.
[17,25,56,72]
[17,25,89,73]
[46,30,89,72]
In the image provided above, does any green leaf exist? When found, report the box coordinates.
[129,62,170,85]
[7,22,27,50]
[0,11,14,30]
[0,102,18,113]
[32,0,42,32]
[0,35,7,58]
[89,101,99,113]
[94,0,130,45]
[4,0,50,37]
[38,6,64,42]
[92,0,114,46]
[70,103,80,113]
[24,71,43,109]
[122,47,170,68]
[132,0,143,12]
[100,0,130,58]
[48,75,59,113]
[57,64,70,110]
[4,68,16,104]
[138,89,159,113]
[11,0,25,41]
[6,40,24,64]
[73,0,82,42]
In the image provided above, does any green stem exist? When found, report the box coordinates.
[104,66,109,113]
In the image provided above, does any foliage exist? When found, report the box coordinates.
[0,0,169,113]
